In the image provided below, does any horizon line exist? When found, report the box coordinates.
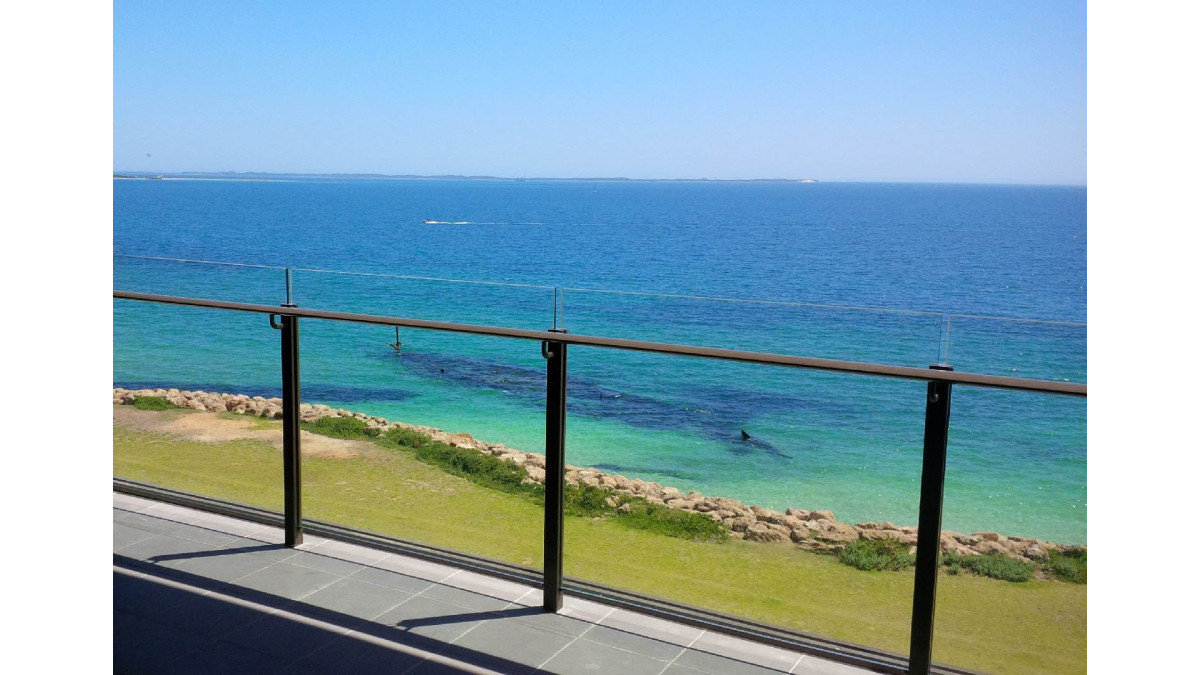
[113,170,1087,188]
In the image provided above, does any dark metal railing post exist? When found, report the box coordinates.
[541,328,568,611]
[908,364,954,674]
[272,301,303,547]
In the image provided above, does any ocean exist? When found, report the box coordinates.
[113,177,1086,543]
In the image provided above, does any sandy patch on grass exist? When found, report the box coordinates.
[113,406,363,459]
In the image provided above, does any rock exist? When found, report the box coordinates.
[785,507,809,519]
[973,531,1007,544]
[726,516,756,532]
[1024,543,1048,562]
[974,541,1009,555]
[745,522,788,543]
[525,466,546,483]
[816,522,859,542]
[808,510,836,523]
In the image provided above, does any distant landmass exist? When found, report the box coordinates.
[114,171,819,184]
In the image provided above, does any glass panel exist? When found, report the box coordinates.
[113,300,283,512]
[114,254,289,305]
[562,348,923,657]
[562,288,944,367]
[297,321,547,568]
[943,315,1086,383]
[292,268,557,330]
[932,387,1086,674]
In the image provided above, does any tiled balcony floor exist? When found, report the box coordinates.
[114,491,872,674]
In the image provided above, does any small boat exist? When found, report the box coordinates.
[423,219,437,224]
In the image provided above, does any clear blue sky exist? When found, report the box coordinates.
[114,1,1085,184]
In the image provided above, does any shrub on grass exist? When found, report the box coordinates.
[132,396,176,411]
[942,552,1034,582]
[1045,548,1087,584]
[381,427,427,449]
[615,498,729,542]
[302,415,379,439]
[838,538,916,571]
[564,484,611,517]
[413,441,541,496]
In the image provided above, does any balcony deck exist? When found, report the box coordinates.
[114,491,871,674]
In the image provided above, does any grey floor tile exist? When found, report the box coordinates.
[167,522,243,546]
[142,502,212,525]
[296,578,415,620]
[114,611,215,673]
[451,618,576,669]
[115,522,160,549]
[307,539,391,566]
[350,564,439,594]
[541,637,672,675]
[578,624,686,661]
[113,572,193,618]
[166,639,288,674]
[217,538,300,563]
[673,648,791,675]
[688,631,801,672]
[373,552,459,582]
[372,595,491,643]
[114,511,187,535]
[441,570,535,603]
[234,561,344,600]
[194,512,271,538]
[509,608,593,638]
[226,608,354,659]
[170,547,281,583]
[116,532,217,565]
[420,583,512,612]
[156,592,271,638]
[288,631,430,674]
[285,550,367,576]
[558,596,615,624]
[600,608,705,647]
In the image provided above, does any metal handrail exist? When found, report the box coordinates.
[112,290,1086,396]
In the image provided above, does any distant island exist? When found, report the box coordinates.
[115,171,819,184]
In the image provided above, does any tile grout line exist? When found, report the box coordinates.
[534,607,617,671]
[651,627,706,675]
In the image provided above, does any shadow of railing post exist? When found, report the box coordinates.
[542,327,569,611]
[908,363,954,674]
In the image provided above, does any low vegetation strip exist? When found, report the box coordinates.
[114,387,1085,582]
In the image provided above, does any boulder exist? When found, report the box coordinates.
[974,541,1009,555]
[808,510,836,523]
[816,522,859,542]
[745,523,788,543]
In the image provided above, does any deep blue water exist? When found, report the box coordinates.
[113,177,1086,543]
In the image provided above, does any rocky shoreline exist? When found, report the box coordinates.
[113,387,1081,563]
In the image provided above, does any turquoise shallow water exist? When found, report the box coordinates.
[113,178,1086,543]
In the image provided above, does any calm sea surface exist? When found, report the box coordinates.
[113,178,1086,543]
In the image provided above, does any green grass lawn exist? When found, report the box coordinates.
[114,416,1084,674]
